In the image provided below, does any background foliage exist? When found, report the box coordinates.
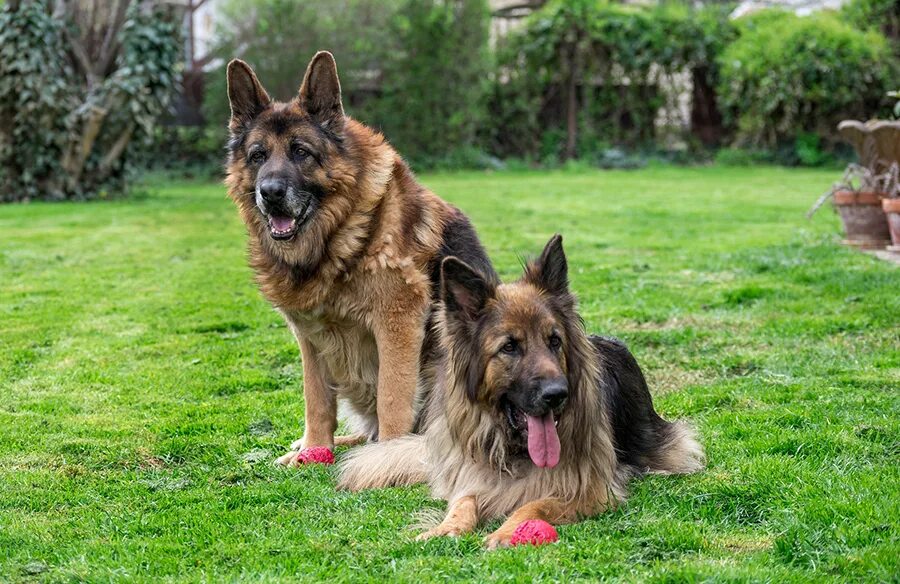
[197,0,895,171]
[717,9,895,152]
[203,0,490,169]
[2,0,898,201]
[0,1,180,202]
[202,0,401,128]
[486,1,736,162]
[376,0,491,167]
[0,1,76,201]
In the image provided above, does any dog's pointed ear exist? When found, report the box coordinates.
[298,51,344,128]
[227,59,270,129]
[527,234,568,296]
[441,257,494,321]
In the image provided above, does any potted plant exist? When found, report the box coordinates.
[882,166,900,251]
[881,92,900,251]
[826,164,894,248]
[809,117,900,249]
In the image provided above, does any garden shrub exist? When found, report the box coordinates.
[718,9,896,151]
[203,0,401,128]
[376,0,491,167]
[0,1,75,201]
[145,126,225,178]
[714,148,774,167]
[0,1,180,202]
[841,0,899,52]
[485,0,735,162]
[203,0,490,171]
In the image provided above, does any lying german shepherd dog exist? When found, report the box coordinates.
[224,52,493,462]
[339,236,705,548]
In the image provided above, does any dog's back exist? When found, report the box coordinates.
[592,335,705,477]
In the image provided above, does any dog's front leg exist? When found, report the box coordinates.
[276,337,336,465]
[484,497,577,549]
[373,312,423,440]
[416,495,479,540]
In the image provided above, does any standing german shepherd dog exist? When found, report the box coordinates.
[225,51,493,463]
[339,236,705,548]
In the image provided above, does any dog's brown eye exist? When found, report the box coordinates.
[248,150,267,165]
[549,334,562,350]
[291,143,308,159]
[500,339,518,355]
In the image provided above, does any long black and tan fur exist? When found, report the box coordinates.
[224,51,494,463]
[339,235,704,548]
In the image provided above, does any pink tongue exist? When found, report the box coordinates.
[526,412,561,468]
[270,216,295,231]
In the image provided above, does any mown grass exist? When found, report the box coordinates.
[1,166,897,582]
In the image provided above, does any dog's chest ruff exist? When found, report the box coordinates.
[286,310,379,388]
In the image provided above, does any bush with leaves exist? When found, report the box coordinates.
[485,0,735,162]
[0,2,76,201]
[202,0,490,170]
[0,1,181,202]
[718,9,896,151]
[203,0,402,132]
[376,0,491,166]
[841,0,899,51]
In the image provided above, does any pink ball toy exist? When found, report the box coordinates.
[295,446,335,465]
[510,519,559,546]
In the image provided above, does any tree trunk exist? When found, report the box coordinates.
[99,122,135,173]
[61,0,133,191]
[564,42,578,161]
[690,66,724,147]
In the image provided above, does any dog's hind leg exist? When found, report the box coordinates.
[416,495,479,541]
[291,434,366,449]
[288,433,365,451]
[484,497,577,550]
[334,434,367,447]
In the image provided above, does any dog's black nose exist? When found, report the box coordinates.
[539,378,568,409]
[258,178,287,203]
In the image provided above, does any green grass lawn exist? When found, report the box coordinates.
[1,166,898,582]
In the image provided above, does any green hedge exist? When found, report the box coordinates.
[187,0,899,171]
[718,9,896,150]
[376,0,490,165]
[202,0,400,129]
[484,0,735,161]
[0,1,180,201]
[202,0,489,169]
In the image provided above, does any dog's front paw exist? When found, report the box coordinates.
[415,524,464,541]
[484,530,513,550]
[289,437,305,450]
[274,447,335,466]
[275,450,299,466]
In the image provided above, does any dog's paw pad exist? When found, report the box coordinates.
[416,526,459,541]
[274,451,298,466]
[484,533,510,550]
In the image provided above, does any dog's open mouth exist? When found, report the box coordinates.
[503,400,561,469]
[266,205,314,241]
[268,215,300,240]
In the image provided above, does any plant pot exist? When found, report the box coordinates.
[833,191,891,249]
[882,198,900,252]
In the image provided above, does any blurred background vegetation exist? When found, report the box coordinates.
[0,0,898,201]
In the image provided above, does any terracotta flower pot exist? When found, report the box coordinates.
[833,191,891,249]
[882,198,900,252]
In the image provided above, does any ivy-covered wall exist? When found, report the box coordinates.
[0,1,181,202]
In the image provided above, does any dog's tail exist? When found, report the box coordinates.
[337,434,429,492]
[644,420,705,475]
